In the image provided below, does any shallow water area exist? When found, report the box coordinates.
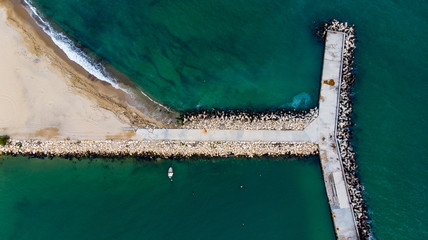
[0,156,334,240]
[28,0,323,111]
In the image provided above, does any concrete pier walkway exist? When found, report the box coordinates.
[315,31,358,240]
[135,128,314,142]
[134,31,358,239]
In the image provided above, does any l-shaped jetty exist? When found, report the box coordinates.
[135,31,359,239]
[1,22,369,239]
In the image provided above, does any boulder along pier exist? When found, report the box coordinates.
[1,20,370,239]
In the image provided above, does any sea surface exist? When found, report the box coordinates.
[0,156,334,240]
[9,0,428,239]
[27,0,325,111]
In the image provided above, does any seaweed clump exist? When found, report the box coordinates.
[0,135,10,146]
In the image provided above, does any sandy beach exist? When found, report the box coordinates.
[0,0,177,140]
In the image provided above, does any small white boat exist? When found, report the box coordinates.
[168,167,173,181]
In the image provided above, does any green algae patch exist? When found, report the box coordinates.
[0,135,10,146]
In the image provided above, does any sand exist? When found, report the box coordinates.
[0,2,149,140]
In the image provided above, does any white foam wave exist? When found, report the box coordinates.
[23,0,173,113]
[23,0,123,89]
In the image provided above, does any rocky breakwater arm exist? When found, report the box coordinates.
[318,20,372,239]
[181,108,318,130]
[0,139,318,158]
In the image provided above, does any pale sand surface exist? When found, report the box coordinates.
[0,6,138,140]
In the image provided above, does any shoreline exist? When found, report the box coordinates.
[1,0,178,131]
[21,0,179,122]
[1,0,325,139]
[0,9,372,238]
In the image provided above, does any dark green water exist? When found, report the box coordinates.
[29,0,324,111]
[18,0,428,239]
[0,156,334,240]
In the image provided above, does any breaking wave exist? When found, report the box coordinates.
[23,0,173,112]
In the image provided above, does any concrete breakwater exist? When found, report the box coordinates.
[319,20,371,239]
[181,108,318,130]
[0,139,318,158]
[0,18,369,239]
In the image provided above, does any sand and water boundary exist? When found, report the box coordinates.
[0,1,371,238]
[0,0,178,133]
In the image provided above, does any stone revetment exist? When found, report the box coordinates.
[1,20,371,240]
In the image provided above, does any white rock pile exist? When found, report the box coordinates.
[181,108,318,130]
[0,139,318,158]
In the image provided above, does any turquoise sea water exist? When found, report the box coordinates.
[13,0,428,239]
[29,0,324,111]
[0,156,334,240]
